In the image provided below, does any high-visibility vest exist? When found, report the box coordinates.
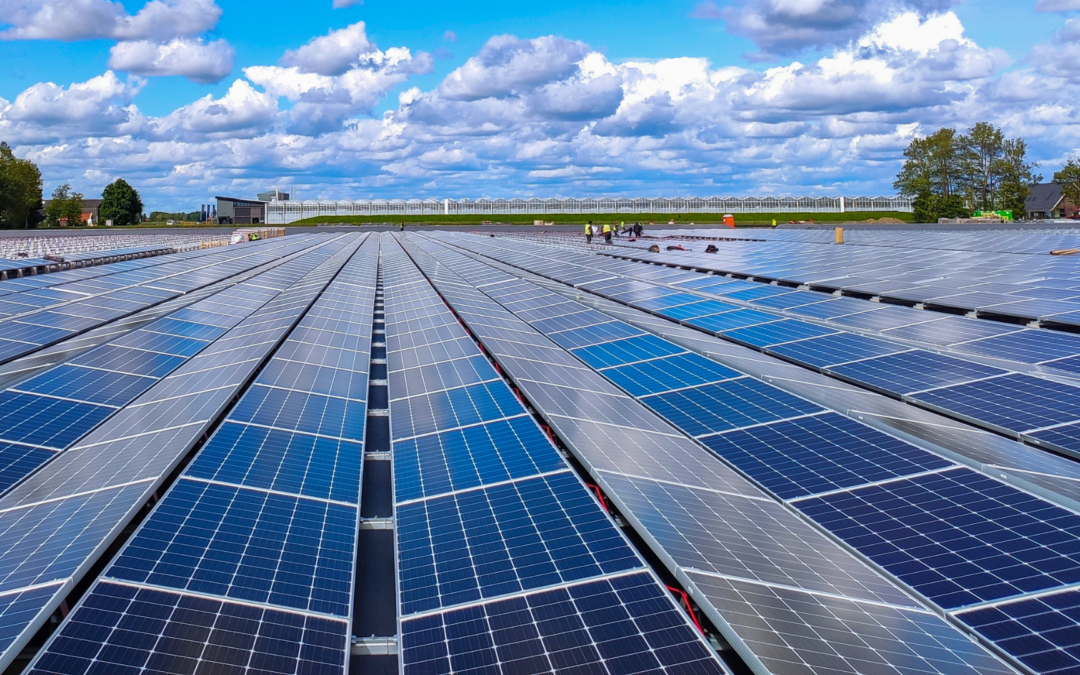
[585,224,591,233]
[602,224,611,233]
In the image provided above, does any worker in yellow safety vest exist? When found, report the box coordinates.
[585,221,593,244]
[602,223,612,244]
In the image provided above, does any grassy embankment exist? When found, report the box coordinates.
[290,212,913,226]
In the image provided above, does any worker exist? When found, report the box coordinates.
[585,221,593,244]
[399,222,405,231]
[634,222,643,237]
[602,223,612,244]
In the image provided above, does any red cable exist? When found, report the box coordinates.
[665,585,705,634]
[586,484,609,512]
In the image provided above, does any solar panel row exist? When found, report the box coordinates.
[399,233,1015,675]
[379,239,729,674]
[440,232,1080,675]
[0,235,367,673]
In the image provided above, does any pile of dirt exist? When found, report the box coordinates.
[853,217,906,224]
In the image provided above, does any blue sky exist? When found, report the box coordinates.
[0,0,1078,210]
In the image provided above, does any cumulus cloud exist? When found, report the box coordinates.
[694,0,960,57]
[438,35,591,100]
[0,0,221,41]
[151,79,276,138]
[332,0,360,6]
[281,22,377,76]
[109,37,234,83]
[1031,18,1080,81]
[0,71,143,142]
[246,29,432,135]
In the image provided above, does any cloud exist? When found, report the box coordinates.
[109,37,234,83]
[151,79,277,138]
[438,35,591,100]
[1035,0,1080,11]
[443,30,457,42]
[0,71,143,142]
[1031,18,1080,81]
[693,0,960,57]
[0,0,222,41]
[332,0,360,6]
[281,22,376,76]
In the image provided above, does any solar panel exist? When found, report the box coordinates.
[958,588,1080,675]
[720,318,838,348]
[0,392,114,450]
[641,378,824,437]
[767,332,912,368]
[600,352,742,397]
[914,373,1080,436]
[13,365,157,407]
[229,385,366,442]
[570,334,685,369]
[546,320,645,348]
[28,582,348,675]
[400,573,727,675]
[397,471,642,614]
[796,467,1080,609]
[882,316,1023,345]
[827,350,1006,396]
[699,412,954,500]
[389,380,524,441]
[683,308,778,333]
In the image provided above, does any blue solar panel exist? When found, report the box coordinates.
[0,443,55,494]
[0,392,113,450]
[0,584,62,658]
[796,468,1080,609]
[396,472,641,615]
[143,318,228,341]
[14,365,156,407]
[229,385,365,442]
[257,360,367,400]
[640,378,823,437]
[955,330,1080,363]
[767,332,910,368]
[111,330,208,357]
[29,582,347,675]
[186,422,362,503]
[683,309,778,333]
[699,412,954,500]
[959,588,1080,675]
[654,300,739,321]
[783,297,876,320]
[529,310,611,334]
[882,316,1022,346]
[547,321,644,349]
[630,292,703,311]
[828,350,1006,395]
[393,416,565,503]
[830,306,935,331]
[109,479,357,616]
[400,573,724,675]
[570,334,684,369]
[721,319,837,348]
[721,286,797,302]
[601,352,742,397]
[914,374,1080,435]
[390,381,524,440]
[1,323,71,345]
[71,345,186,378]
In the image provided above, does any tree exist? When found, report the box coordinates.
[997,138,1040,220]
[960,122,1005,211]
[44,184,84,227]
[0,142,43,229]
[895,128,968,222]
[99,178,143,226]
[1056,158,1080,209]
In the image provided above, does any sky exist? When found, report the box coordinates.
[0,0,1078,210]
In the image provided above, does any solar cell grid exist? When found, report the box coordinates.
[683,308,778,333]
[70,345,185,378]
[600,472,917,605]
[186,422,362,504]
[720,318,838,348]
[107,478,357,616]
[767,332,911,368]
[571,333,685,369]
[398,468,644,617]
[686,573,1017,675]
[600,352,742,397]
[914,373,1080,436]
[228,385,366,442]
[959,589,1080,675]
[400,572,726,675]
[641,377,823,437]
[828,350,1006,395]
[796,467,1080,609]
[27,581,348,675]
[390,380,524,441]
[393,415,566,503]
[699,412,954,500]
[255,360,367,400]
[0,392,114,450]
[13,365,157,408]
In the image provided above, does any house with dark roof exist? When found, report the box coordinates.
[39,198,104,226]
[1026,183,1079,220]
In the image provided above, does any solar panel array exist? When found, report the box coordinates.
[396,233,1018,675]
[0,234,363,672]
[424,231,1080,675]
[380,238,729,675]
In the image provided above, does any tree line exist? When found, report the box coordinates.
[0,143,144,228]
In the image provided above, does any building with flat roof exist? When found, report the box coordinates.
[215,196,266,224]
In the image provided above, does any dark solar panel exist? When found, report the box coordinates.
[796,468,1080,609]
[390,381,524,441]
[0,392,114,450]
[767,332,911,368]
[721,318,837,348]
[955,329,1080,363]
[14,365,156,407]
[828,350,1006,396]
[700,412,953,500]
[396,471,641,615]
[547,321,644,349]
[393,416,564,503]
[641,378,823,437]
[28,582,348,675]
[600,352,742,397]
[913,373,1080,435]
[654,300,739,321]
[683,308,778,333]
[959,588,1080,675]
[400,573,725,675]
[229,385,366,442]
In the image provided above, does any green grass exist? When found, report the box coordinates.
[290,211,913,226]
